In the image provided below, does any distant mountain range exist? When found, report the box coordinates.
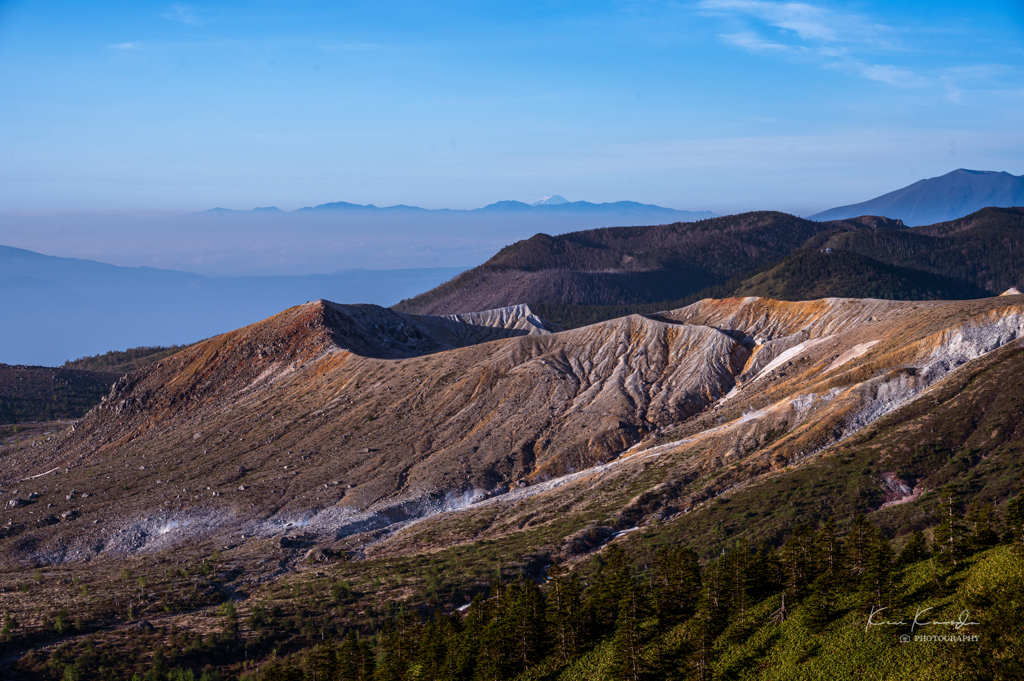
[207,196,714,222]
[811,169,1024,226]
[0,245,465,366]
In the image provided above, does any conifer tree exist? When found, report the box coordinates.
[760,543,784,596]
[966,500,1000,551]
[373,610,418,681]
[452,594,489,680]
[896,530,929,565]
[779,525,816,600]
[722,542,757,638]
[338,630,374,681]
[685,564,727,681]
[801,574,832,630]
[308,642,338,681]
[474,579,518,681]
[933,487,967,566]
[845,514,872,575]
[860,525,895,608]
[610,578,648,681]
[510,578,547,672]
[546,564,583,663]
[1005,492,1024,545]
[585,545,632,637]
[651,544,700,626]
[814,518,843,578]
[414,615,460,681]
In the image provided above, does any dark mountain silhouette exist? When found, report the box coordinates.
[403,207,1021,330]
[393,211,835,315]
[810,169,1024,226]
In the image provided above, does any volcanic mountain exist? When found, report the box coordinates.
[810,168,1024,226]
[4,290,1024,570]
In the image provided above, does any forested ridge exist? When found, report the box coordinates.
[397,207,1024,327]
[393,212,836,315]
[0,364,120,425]
[64,344,196,374]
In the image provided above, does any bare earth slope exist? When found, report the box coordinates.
[2,294,1024,569]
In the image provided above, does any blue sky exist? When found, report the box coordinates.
[0,0,1022,216]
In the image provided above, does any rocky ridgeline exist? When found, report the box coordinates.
[2,295,1023,566]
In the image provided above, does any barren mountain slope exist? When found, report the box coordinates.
[0,300,748,564]
[2,295,1023,570]
[362,294,1024,560]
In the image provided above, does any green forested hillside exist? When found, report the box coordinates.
[730,249,990,301]
[532,247,991,330]
[823,207,1024,294]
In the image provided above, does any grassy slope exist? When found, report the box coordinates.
[548,546,1021,681]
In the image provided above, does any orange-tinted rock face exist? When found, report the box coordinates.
[4,295,1024,564]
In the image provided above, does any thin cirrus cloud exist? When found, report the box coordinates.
[160,4,203,27]
[108,42,139,50]
[699,0,926,87]
[720,31,792,52]
[702,0,841,41]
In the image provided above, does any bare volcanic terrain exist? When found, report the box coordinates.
[3,293,1024,572]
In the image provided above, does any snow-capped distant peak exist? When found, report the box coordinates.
[532,195,569,206]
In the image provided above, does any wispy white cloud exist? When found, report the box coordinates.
[856,63,924,87]
[161,4,203,27]
[699,0,929,87]
[701,0,838,41]
[720,31,791,52]
[109,42,139,50]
